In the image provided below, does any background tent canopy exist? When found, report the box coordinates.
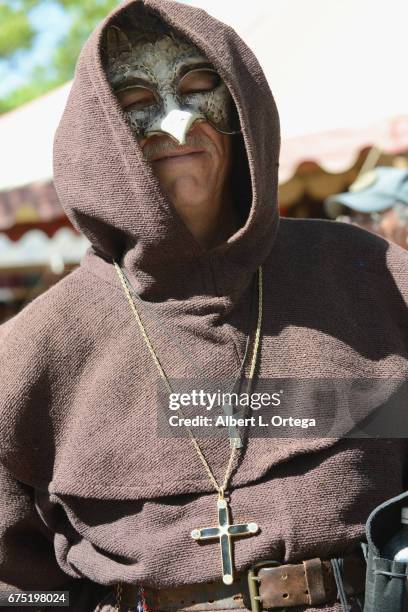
[0,0,407,191]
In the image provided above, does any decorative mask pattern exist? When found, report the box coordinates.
[104,25,240,144]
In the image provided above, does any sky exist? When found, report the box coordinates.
[182,0,408,137]
[0,1,71,97]
[0,0,407,192]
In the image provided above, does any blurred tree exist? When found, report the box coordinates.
[0,2,36,57]
[0,0,119,114]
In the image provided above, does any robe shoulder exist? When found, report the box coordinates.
[0,264,121,385]
[0,262,124,339]
[276,217,408,302]
[267,218,408,371]
[0,264,126,486]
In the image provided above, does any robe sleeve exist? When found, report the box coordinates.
[0,461,72,590]
[0,462,109,611]
[0,311,66,597]
[0,302,109,611]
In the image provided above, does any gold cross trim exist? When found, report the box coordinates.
[191,497,259,584]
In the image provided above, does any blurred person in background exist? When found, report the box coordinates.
[325,166,408,249]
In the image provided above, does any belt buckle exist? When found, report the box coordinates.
[247,559,282,612]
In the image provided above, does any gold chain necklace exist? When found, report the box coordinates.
[116,264,257,450]
[113,262,263,609]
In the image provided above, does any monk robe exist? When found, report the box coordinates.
[0,0,407,610]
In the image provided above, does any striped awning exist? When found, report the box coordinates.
[0,227,90,271]
[0,180,64,230]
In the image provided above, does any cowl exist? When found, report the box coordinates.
[53,0,281,306]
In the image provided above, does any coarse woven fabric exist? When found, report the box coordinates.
[0,0,408,611]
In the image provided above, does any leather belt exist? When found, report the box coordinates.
[120,551,366,610]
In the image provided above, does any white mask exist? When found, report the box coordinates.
[104,25,240,144]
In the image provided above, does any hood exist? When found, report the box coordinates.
[53,0,280,303]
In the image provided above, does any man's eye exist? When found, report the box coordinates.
[178,69,221,96]
[116,86,157,111]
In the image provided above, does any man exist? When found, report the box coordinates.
[0,1,407,611]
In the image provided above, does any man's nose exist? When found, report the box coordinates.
[148,93,199,145]
[160,109,197,145]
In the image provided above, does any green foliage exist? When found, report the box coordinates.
[0,0,119,114]
[0,4,34,57]
[53,0,120,82]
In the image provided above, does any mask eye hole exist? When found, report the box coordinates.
[116,86,157,111]
[178,68,221,96]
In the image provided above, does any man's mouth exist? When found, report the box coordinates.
[150,148,205,162]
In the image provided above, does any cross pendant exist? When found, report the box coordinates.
[191,496,259,585]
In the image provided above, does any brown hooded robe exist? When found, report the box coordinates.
[0,1,408,610]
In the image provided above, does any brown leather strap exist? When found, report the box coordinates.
[121,572,249,610]
[120,552,366,610]
[303,558,326,605]
[258,554,366,609]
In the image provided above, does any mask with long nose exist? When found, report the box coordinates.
[104,24,239,145]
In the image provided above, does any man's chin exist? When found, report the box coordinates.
[165,179,211,211]
[161,173,206,196]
